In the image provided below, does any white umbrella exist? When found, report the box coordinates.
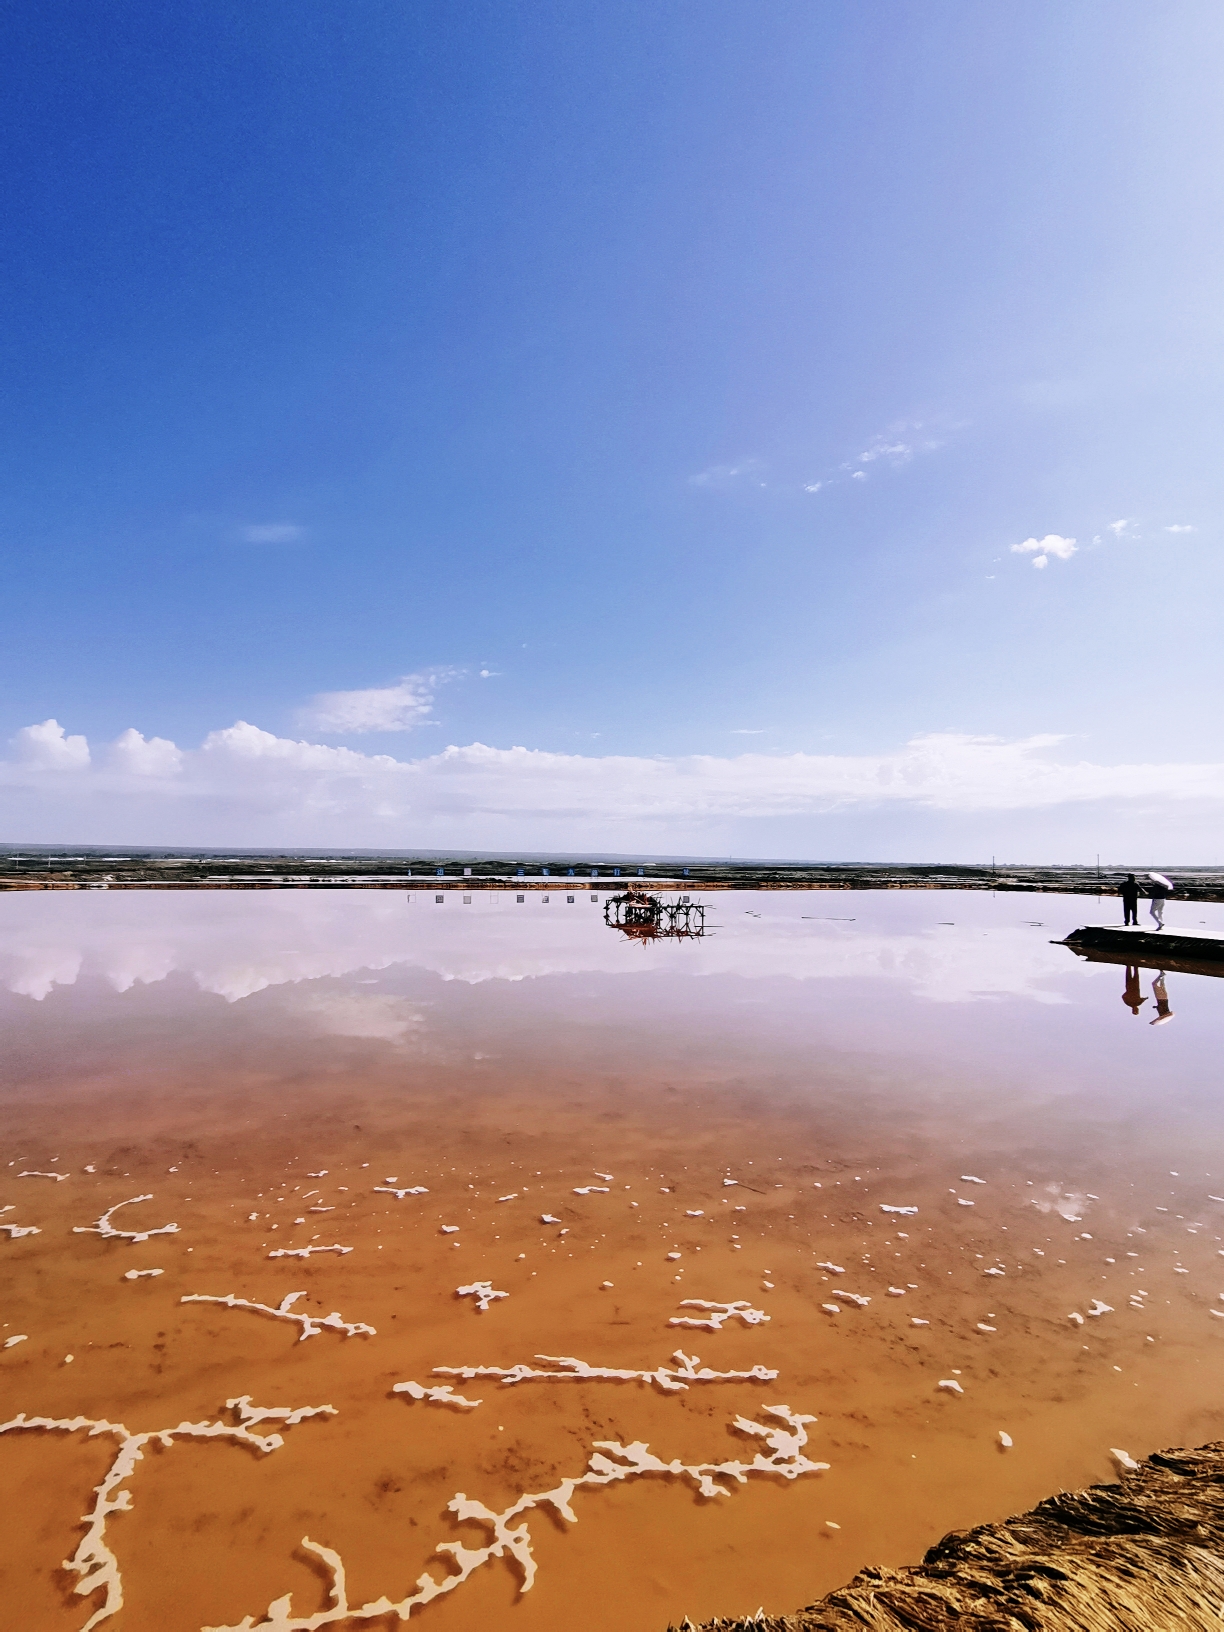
[1149,872,1173,889]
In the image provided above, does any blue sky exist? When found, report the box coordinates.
[3,2,1223,859]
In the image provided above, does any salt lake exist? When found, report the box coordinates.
[2,885,1224,1630]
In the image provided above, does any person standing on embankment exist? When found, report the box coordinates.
[1148,872,1173,929]
[1120,874,1139,926]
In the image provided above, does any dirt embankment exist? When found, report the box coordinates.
[672,1443,1224,1632]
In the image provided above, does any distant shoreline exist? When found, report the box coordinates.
[4,857,1224,900]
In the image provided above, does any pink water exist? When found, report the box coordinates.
[2,887,1224,1630]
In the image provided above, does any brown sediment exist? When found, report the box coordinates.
[5,1031,1224,1630]
[675,1442,1224,1630]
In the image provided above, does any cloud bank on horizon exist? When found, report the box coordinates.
[5,717,1224,858]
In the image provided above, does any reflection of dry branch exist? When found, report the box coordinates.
[72,1195,179,1245]
[668,1300,769,1332]
[432,1349,777,1394]
[394,1381,483,1410]
[205,1407,824,1631]
[0,1395,335,1632]
[181,1291,375,1342]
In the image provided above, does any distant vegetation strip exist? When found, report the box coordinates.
[4,855,1224,899]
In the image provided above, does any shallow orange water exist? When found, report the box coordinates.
[2,887,1224,1630]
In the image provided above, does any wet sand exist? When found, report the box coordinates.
[3,888,1224,1630]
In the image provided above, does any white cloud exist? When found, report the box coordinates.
[1106,519,1130,537]
[242,523,305,544]
[300,669,458,734]
[9,719,90,770]
[849,420,945,478]
[1011,534,1077,568]
[803,482,823,494]
[851,469,866,481]
[689,459,765,488]
[7,721,1224,850]
[858,439,913,465]
[1165,524,1195,533]
[107,728,184,778]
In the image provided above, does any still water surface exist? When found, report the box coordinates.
[2,887,1224,1630]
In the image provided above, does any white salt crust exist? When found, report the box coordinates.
[267,1244,352,1259]
[455,1281,509,1312]
[431,1348,778,1394]
[394,1381,483,1410]
[205,1407,825,1631]
[0,1396,334,1632]
[668,1300,769,1332]
[181,1291,375,1341]
[73,1195,179,1245]
[0,1207,39,1239]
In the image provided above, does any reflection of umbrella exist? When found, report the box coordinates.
[1149,872,1173,889]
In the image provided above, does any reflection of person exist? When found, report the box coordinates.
[1120,874,1139,926]
[1122,965,1146,1014]
[1150,971,1174,1026]
[1148,874,1171,929]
